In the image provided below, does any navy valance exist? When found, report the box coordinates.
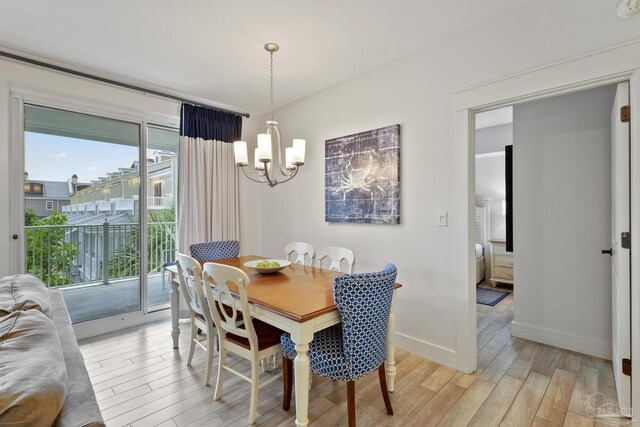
[180,103,243,143]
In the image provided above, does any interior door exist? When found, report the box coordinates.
[611,81,631,410]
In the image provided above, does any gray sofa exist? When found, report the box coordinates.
[0,274,105,427]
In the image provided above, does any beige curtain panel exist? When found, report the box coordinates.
[177,136,239,253]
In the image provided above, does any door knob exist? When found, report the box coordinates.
[602,248,613,256]
[12,234,18,240]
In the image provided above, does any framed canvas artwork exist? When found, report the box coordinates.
[325,124,400,224]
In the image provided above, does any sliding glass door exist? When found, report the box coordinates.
[22,104,177,323]
[146,126,179,311]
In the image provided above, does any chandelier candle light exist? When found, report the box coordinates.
[233,43,306,187]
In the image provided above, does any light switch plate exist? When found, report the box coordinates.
[437,211,448,227]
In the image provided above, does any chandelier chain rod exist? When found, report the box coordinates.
[269,50,274,122]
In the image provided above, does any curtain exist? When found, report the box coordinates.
[177,104,243,253]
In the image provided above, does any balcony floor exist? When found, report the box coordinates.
[60,273,171,323]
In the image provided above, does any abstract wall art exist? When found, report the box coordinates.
[325,124,400,224]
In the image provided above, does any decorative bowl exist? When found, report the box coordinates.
[244,259,291,274]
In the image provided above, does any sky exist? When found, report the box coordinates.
[25,132,164,183]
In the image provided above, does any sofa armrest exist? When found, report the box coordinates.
[49,289,105,427]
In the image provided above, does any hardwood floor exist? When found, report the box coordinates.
[80,293,627,426]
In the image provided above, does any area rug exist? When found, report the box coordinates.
[476,287,510,306]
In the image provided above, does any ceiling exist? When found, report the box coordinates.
[0,1,539,115]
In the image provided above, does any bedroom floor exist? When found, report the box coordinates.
[78,294,626,426]
[474,284,628,426]
[476,281,513,353]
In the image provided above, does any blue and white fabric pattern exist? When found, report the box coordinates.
[281,263,397,381]
[189,240,240,262]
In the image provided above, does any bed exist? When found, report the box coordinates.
[475,243,485,284]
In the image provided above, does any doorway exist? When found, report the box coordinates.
[455,42,640,422]
[473,105,514,371]
[472,83,631,417]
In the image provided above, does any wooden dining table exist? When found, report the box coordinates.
[166,255,400,427]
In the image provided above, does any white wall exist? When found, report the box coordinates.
[238,0,640,367]
[476,124,512,155]
[512,84,616,359]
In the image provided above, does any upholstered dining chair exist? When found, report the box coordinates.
[189,240,240,263]
[281,264,397,427]
[284,241,315,266]
[175,253,217,386]
[161,247,177,290]
[314,246,356,273]
[202,262,284,425]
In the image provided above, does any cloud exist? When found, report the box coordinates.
[53,151,67,159]
[86,166,97,171]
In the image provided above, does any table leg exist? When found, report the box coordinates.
[385,293,397,392]
[291,328,313,427]
[169,271,180,349]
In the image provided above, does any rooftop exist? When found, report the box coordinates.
[25,180,71,199]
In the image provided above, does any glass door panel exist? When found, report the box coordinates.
[146,125,179,311]
[24,104,142,323]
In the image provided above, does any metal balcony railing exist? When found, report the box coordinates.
[148,196,173,210]
[24,221,176,288]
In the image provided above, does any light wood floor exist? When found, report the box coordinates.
[80,293,627,426]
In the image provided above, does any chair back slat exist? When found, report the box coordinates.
[334,264,397,374]
[315,246,356,273]
[176,253,210,322]
[284,242,315,266]
[203,263,256,344]
[190,240,240,262]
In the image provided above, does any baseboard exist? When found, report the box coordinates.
[394,332,458,369]
[511,321,611,360]
[73,309,171,340]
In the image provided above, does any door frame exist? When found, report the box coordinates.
[9,88,178,339]
[455,41,640,420]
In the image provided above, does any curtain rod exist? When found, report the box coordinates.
[0,50,250,118]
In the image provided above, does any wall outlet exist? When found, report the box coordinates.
[437,211,448,227]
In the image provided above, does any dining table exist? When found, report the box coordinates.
[166,255,401,427]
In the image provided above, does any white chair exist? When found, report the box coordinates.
[315,246,356,273]
[175,253,216,386]
[202,262,283,425]
[284,241,315,266]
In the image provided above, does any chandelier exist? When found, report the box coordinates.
[233,43,305,187]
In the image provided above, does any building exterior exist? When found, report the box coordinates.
[60,154,176,284]
[69,154,175,209]
[24,173,89,217]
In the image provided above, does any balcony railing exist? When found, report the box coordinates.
[25,221,176,288]
[148,196,173,210]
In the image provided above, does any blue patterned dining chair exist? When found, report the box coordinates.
[281,264,397,427]
[161,247,177,290]
[189,240,240,263]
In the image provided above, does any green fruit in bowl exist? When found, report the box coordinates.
[269,261,280,268]
[256,260,270,268]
